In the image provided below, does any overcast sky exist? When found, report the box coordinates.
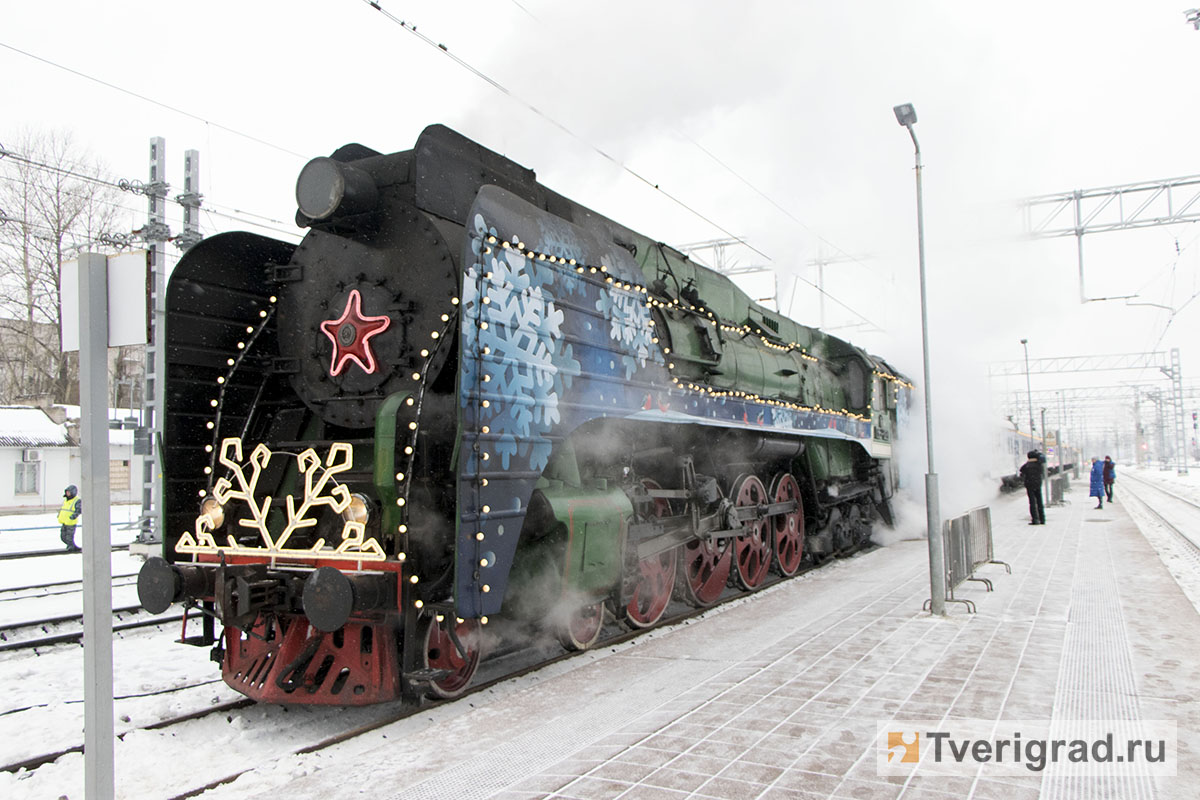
[4,0,1199,462]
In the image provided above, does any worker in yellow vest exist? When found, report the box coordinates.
[58,485,81,552]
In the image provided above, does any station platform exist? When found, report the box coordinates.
[237,482,1200,800]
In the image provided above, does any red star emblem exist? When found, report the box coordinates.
[319,289,392,377]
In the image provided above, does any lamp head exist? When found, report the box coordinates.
[893,103,917,127]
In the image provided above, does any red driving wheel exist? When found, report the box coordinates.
[770,472,805,577]
[423,616,482,699]
[621,479,678,628]
[558,600,605,651]
[731,473,772,590]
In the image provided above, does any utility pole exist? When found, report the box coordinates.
[136,138,169,545]
[129,141,204,547]
[176,149,203,251]
[1168,347,1188,474]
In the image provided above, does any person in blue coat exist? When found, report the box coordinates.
[1089,458,1105,509]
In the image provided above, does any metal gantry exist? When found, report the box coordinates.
[1021,175,1200,302]
[990,349,1188,473]
[988,351,1171,376]
[679,236,779,310]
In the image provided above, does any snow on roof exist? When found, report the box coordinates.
[0,406,72,448]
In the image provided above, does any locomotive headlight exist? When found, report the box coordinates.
[199,496,225,528]
[341,493,370,525]
[296,157,379,221]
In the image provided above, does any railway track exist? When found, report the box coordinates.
[1121,472,1200,557]
[0,690,253,774]
[0,605,185,653]
[0,543,131,561]
[0,573,139,602]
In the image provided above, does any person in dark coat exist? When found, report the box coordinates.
[1102,456,1116,502]
[1019,450,1045,525]
[1089,458,1105,509]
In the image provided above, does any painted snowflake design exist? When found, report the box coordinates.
[595,290,654,379]
[463,214,579,471]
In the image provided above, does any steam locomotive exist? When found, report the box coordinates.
[136,125,912,705]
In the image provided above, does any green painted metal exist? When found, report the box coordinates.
[540,483,632,597]
[374,392,413,549]
[505,479,633,612]
[636,242,879,425]
[804,439,854,482]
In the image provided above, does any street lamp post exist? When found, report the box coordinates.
[1041,407,1049,507]
[1020,339,1043,505]
[894,103,944,616]
[1020,339,1035,444]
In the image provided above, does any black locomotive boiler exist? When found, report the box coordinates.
[137,125,912,705]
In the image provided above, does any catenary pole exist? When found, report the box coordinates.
[139,138,169,545]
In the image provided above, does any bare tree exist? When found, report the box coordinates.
[0,129,125,404]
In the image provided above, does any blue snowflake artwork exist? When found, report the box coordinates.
[595,289,654,380]
[461,214,580,472]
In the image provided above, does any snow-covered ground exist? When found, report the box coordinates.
[1115,464,1200,618]
[0,506,248,798]
[3,471,1200,799]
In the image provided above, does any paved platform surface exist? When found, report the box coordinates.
[236,482,1200,800]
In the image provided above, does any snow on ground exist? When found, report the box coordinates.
[3,474,1200,799]
[0,506,145,623]
[0,505,246,798]
[1116,464,1200,618]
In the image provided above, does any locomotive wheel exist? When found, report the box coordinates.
[769,472,805,577]
[558,600,605,651]
[731,474,772,590]
[678,536,732,607]
[846,504,867,547]
[422,616,482,699]
[621,479,678,629]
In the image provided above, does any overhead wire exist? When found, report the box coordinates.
[1,151,297,250]
[199,208,300,242]
[0,146,125,192]
[1131,223,1200,362]
[0,174,139,222]
[360,3,769,254]
[8,8,885,332]
[0,41,307,160]
[676,131,884,279]
[356,0,885,333]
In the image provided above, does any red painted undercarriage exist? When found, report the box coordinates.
[222,615,401,705]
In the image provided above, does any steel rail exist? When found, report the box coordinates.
[0,611,184,654]
[1121,472,1200,556]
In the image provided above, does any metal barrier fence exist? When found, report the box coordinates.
[1049,473,1070,505]
[924,505,1011,613]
